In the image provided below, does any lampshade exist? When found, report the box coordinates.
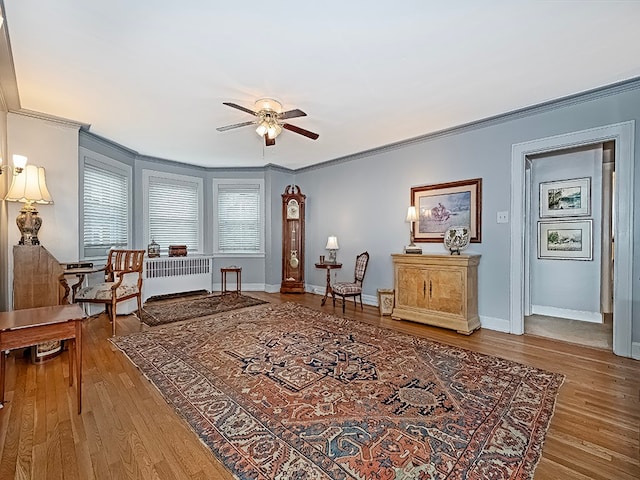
[256,122,268,137]
[325,235,339,250]
[405,206,418,223]
[12,154,28,171]
[5,165,54,204]
[267,122,282,139]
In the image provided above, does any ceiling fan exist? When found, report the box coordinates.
[217,98,319,146]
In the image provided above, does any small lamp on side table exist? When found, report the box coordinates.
[404,206,422,254]
[326,235,339,263]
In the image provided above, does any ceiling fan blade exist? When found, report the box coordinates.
[216,120,255,132]
[264,134,276,147]
[279,109,307,120]
[282,123,319,140]
[223,102,257,116]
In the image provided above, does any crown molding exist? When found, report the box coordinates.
[9,108,89,129]
[297,76,640,173]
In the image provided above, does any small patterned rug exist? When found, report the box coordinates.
[140,293,267,326]
[112,302,564,479]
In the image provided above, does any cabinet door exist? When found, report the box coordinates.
[396,266,429,309]
[428,268,464,315]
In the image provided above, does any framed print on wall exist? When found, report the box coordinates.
[411,178,482,243]
[539,177,590,218]
[538,219,592,260]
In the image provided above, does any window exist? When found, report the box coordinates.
[214,180,264,254]
[144,170,203,253]
[81,156,131,258]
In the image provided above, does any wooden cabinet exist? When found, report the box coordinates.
[12,245,67,362]
[13,245,65,310]
[391,253,480,334]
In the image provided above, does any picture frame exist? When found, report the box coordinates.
[538,219,592,260]
[539,177,590,218]
[411,178,482,243]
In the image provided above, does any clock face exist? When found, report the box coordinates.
[287,199,300,219]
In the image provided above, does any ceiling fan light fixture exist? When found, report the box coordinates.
[267,122,282,140]
[254,98,282,113]
[256,121,268,137]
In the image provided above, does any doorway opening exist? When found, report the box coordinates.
[510,122,634,358]
[523,142,614,350]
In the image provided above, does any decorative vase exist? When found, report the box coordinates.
[444,226,470,255]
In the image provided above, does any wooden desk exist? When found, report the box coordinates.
[0,304,86,413]
[59,266,103,303]
[315,262,342,306]
[221,266,242,296]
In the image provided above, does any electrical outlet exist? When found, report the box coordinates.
[497,211,509,224]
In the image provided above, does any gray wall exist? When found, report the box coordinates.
[529,147,602,318]
[76,81,640,346]
[297,81,640,342]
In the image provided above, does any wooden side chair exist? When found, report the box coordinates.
[332,251,370,314]
[75,249,145,336]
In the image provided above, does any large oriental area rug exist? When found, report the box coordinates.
[140,293,267,326]
[112,302,564,479]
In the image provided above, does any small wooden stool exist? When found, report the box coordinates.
[221,266,242,296]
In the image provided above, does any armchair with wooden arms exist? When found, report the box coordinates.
[74,249,145,336]
[331,251,369,314]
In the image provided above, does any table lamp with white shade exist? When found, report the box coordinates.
[5,164,54,245]
[325,235,339,263]
[404,205,422,254]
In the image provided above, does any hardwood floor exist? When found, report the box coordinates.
[1,292,638,479]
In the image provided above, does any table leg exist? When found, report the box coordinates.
[71,274,87,302]
[0,350,5,406]
[75,320,82,414]
[321,269,332,306]
[68,339,74,386]
[238,270,241,295]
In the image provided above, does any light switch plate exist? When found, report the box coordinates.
[497,211,509,223]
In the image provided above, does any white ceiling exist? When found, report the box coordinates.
[3,1,640,170]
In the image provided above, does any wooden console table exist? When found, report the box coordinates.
[315,262,342,306]
[0,304,86,413]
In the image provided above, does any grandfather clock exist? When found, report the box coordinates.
[281,185,306,293]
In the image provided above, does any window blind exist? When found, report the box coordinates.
[83,163,129,258]
[217,184,261,253]
[148,176,200,252]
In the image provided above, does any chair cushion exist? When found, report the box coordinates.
[75,282,139,301]
[332,282,362,295]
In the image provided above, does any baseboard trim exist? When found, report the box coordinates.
[531,305,603,323]
[212,282,266,293]
[480,315,511,333]
[632,342,640,360]
[264,284,280,293]
[305,285,378,306]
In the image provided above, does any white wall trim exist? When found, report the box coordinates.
[265,283,281,293]
[511,121,635,357]
[530,305,602,323]
[480,315,511,333]
[305,284,378,306]
[212,282,266,292]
